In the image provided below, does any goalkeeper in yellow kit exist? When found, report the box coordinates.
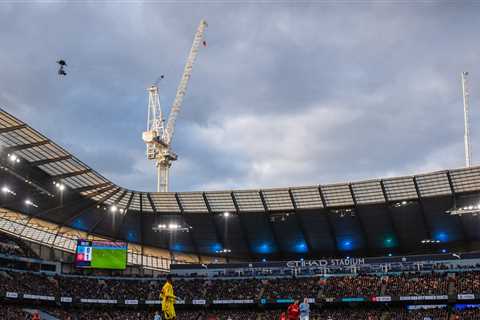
[160,275,176,320]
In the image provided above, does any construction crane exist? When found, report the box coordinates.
[143,19,208,192]
[462,71,472,167]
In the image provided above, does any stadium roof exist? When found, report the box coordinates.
[2,106,480,260]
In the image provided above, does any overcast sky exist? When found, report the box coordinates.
[0,1,479,192]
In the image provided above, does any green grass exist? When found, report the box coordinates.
[91,248,127,269]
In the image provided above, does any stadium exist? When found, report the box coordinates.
[2,3,480,320]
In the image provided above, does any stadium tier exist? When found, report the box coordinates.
[3,241,480,319]
[2,107,480,270]
[3,108,480,319]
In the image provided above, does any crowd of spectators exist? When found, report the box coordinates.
[320,275,384,298]
[261,307,452,320]
[384,272,450,296]
[451,308,480,320]
[1,304,478,320]
[0,234,37,258]
[5,269,480,301]
[1,307,257,320]
[204,279,261,300]
[0,306,464,320]
[454,271,480,294]
[262,277,318,300]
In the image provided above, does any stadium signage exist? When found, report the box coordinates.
[399,295,448,301]
[341,297,365,302]
[273,298,315,304]
[145,300,161,305]
[23,294,55,301]
[125,299,139,305]
[61,297,73,303]
[372,296,392,302]
[407,304,447,310]
[80,298,117,304]
[6,292,18,298]
[286,258,365,268]
[458,294,475,300]
[213,299,254,304]
[192,299,206,305]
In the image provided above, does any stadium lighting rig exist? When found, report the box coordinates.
[53,181,66,191]
[153,223,192,232]
[24,199,38,208]
[269,212,292,222]
[94,204,125,214]
[421,239,441,244]
[446,204,480,216]
[1,186,16,196]
[217,211,236,218]
[215,248,231,254]
[391,200,414,208]
[109,205,125,214]
[331,208,355,217]
[142,19,207,192]
[7,153,21,163]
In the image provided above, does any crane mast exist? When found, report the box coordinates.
[142,19,207,192]
[462,71,472,167]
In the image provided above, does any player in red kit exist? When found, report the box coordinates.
[279,312,287,320]
[287,300,300,320]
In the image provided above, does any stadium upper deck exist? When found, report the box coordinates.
[1,107,480,264]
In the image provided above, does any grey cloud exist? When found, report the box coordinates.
[0,3,479,192]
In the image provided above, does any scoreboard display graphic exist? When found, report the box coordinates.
[75,240,127,270]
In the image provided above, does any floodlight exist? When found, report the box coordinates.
[25,199,38,208]
[1,186,15,195]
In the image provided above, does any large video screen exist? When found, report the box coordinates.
[75,240,127,270]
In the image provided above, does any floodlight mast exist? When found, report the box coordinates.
[462,71,472,167]
[142,19,207,192]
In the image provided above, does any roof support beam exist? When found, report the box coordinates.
[88,190,128,234]
[30,155,72,167]
[79,184,116,199]
[147,193,157,213]
[349,184,371,256]
[446,172,469,243]
[319,186,340,256]
[259,190,282,258]
[62,188,122,228]
[139,198,146,255]
[413,177,432,240]
[52,169,92,180]
[3,140,49,153]
[73,182,112,194]
[35,188,106,220]
[114,192,134,239]
[176,193,201,262]
[0,124,27,133]
[288,188,313,255]
[380,180,406,254]
[202,192,225,252]
[231,192,255,259]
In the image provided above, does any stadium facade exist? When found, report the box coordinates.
[1,107,480,271]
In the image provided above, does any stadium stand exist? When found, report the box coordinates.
[3,110,480,319]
